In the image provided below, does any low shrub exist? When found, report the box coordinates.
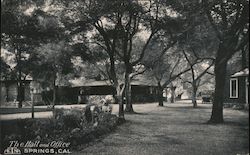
[87,95,105,104]
[0,108,119,153]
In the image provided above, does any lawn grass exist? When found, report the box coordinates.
[75,103,249,155]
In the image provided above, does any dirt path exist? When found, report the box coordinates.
[0,105,86,120]
[74,103,249,155]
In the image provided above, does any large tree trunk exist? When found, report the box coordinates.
[115,85,125,122]
[31,93,34,119]
[16,47,23,108]
[158,83,164,106]
[208,51,227,123]
[109,51,125,121]
[52,86,56,109]
[17,84,24,108]
[125,72,134,112]
[5,84,9,102]
[192,83,198,108]
[52,77,57,109]
[17,69,24,108]
[170,86,176,103]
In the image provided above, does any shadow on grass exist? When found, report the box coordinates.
[220,121,249,127]
[154,134,184,145]
[124,111,149,115]
[101,134,184,147]
[203,119,249,128]
[161,105,212,110]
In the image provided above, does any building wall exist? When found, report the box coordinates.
[24,83,31,101]
[1,81,160,105]
[224,76,248,104]
[46,85,159,104]
[0,81,38,104]
[30,81,43,105]
[6,83,18,102]
[0,83,7,103]
[131,85,159,102]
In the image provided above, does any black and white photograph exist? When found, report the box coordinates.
[0,0,249,154]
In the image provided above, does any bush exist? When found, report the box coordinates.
[87,95,105,104]
[86,95,115,105]
[105,95,115,104]
[54,108,85,129]
[1,108,119,153]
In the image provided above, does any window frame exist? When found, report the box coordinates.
[230,78,238,98]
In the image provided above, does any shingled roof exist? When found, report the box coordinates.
[231,68,249,77]
[69,75,158,87]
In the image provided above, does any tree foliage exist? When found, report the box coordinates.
[1,0,65,107]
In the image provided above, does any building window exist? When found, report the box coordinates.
[230,78,238,98]
[149,87,153,94]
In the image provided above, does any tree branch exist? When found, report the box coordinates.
[195,60,215,80]
[169,57,180,79]
[162,67,191,88]
[235,29,249,52]
[132,31,156,65]
[206,71,215,76]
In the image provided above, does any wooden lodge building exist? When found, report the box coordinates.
[0,80,32,104]
[67,78,159,104]
[0,77,159,106]
[224,68,249,107]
